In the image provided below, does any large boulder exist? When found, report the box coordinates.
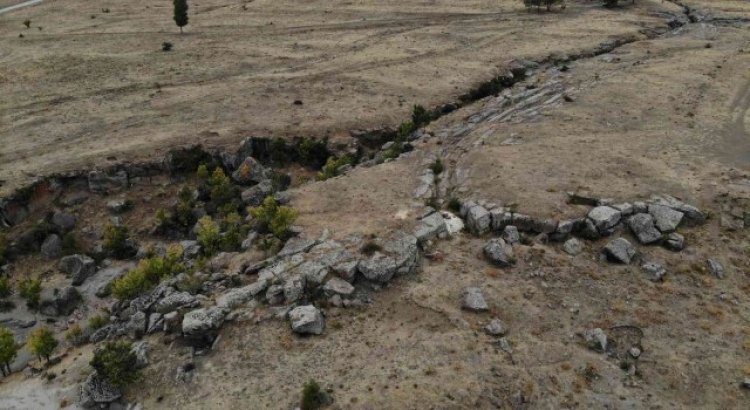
[215,281,267,309]
[627,213,662,244]
[603,238,636,264]
[231,157,271,186]
[79,372,122,408]
[240,180,274,206]
[587,206,621,235]
[51,210,76,231]
[466,205,491,234]
[648,204,683,233]
[414,212,447,243]
[59,254,97,286]
[288,305,325,335]
[40,286,81,316]
[483,238,515,267]
[358,233,418,283]
[650,195,705,225]
[182,307,226,342]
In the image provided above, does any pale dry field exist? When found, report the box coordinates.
[2,0,675,195]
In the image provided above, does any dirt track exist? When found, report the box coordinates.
[1,0,680,196]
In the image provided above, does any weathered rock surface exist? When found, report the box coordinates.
[80,372,122,408]
[583,328,608,352]
[414,211,447,243]
[41,234,62,258]
[562,238,583,255]
[587,206,621,235]
[51,210,76,231]
[707,259,724,279]
[88,170,128,193]
[288,305,325,335]
[182,307,226,340]
[484,318,507,336]
[642,262,666,281]
[322,277,355,297]
[648,204,683,233]
[502,225,520,245]
[664,232,685,251]
[466,205,491,234]
[216,281,267,309]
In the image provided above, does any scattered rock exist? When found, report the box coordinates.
[627,213,662,245]
[663,232,685,251]
[484,318,507,336]
[603,238,636,264]
[127,311,147,339]
[277,237,317,258]
[40,286,81,316]
[483,238,515,267]
[288,305,325,335]
[641,262,666,281]
[240,180,274,206]
[707,259,724,279]
[322,277,355,297]
[583,328,607,352]
[106,199,132,214]
[629,347,642,358]
[131,341,150,368]
[462,287,489,312]
[648,204,683,233]
[41,234,62,258]
[51,210,76,231]
[60,254,97,286]
[154,292,197,313]
[502,225,520,245]
[562,238,583,256]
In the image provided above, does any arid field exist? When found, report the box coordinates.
[0,0,749,409]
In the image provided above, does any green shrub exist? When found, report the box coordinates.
[112,245,184,299]
[317,155,352,181]
[221,212,249,251]
[162,42,173,52]
[64,324,85,346]
[411,104,432,128]
[103,224,131,258]
[90,340,139,386]
[196,164,209,179]
[18,278,42,309]
[23,19,31,29]
[208,168,234,205]
[176,272,205,294]
[429,158,444,175]
[61,232,80,255]
[0,326,18,376]
[0,277,11,298]
[297,138,329,167]
[27,327,58,362]
[196,216,221,256]
[301,379,324,410]
[88,313,110,330]
[248,197,298,239]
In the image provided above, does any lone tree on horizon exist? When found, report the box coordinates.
[173,0,189,34]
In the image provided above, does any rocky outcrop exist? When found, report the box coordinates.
[59,254,97,286]
[79,372,122,408]
[288,305,325,335]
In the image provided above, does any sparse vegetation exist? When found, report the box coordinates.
[447,197,462,212]
[196,216,221,256]
[88,313,110,330]
[103,224,133,259]
[523,0,567,12]
[317,155,352,180]
[0,326,18,376]
[112,245,184,300]
[27,327,58,363]
[301,379,325,410]
[429,158,444,175]
[360,241,382,256]
[64,324,85,346]
[162,42,173,52]
[18,278,42,310]
[0,277,11,298]
[90,340,140,386]
[248,196,298,239]
[23,19,31,29]
[297,137,330,167]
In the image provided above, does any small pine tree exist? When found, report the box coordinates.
[173,0,189,34]
[27,327,58,363]
[90,340,140,386]
[0,326,18,376]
